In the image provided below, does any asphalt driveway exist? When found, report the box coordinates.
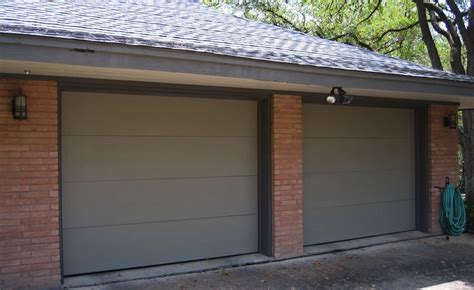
[76,234,474,289]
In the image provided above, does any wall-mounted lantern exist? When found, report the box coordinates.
[326,87,353,105]
[443,112,457,129]
[12,92,28,121]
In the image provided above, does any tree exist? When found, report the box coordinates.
[413,0,473,231]
[204,0,474,230]
[414,0,472,75]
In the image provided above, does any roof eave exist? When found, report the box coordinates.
[1,33,473,99]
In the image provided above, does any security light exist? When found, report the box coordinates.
[326,95,336,104]
[327,87,352,105]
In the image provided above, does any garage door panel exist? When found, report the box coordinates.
[62,136,257,182]
[303,104,415,246]
[303,138,414,173]
[303,105,414,139]
[63,214,258,275]
[62,92,257,137]
[304,170,415,209]
[303,200,415,245]
[62,176,257,228]
[62,92,258,275]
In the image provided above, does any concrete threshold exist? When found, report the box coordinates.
[64,253,272,288]
[65,231,433,288]
[304,231,433,256]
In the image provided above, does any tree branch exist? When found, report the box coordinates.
[446,0,473,50]
[350,34,375,51]
[373,21,419,42]
[356,0,382,27]
[426,2,466,74]
[384,38,405,54]
[330,32,352,41]
[258,4,298,31]
[428,10,451,40]
[333,0,348,18]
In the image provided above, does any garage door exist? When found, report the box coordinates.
[61,92,258,275]
[303,104,415,245]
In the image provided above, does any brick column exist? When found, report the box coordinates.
[271,95,303,258]
[427,104,459,234]
[0,80,60,289]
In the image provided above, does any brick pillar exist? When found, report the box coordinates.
[271,95,303,258]
[427,104,459,234]
[0,80,60,289]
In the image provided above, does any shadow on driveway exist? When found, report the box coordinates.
[78,234,474,289]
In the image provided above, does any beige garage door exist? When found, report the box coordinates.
[61,92,258,275]
[303,104,416,245]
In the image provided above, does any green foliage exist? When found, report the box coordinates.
[202,0,454,69]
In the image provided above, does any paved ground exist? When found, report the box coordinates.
[78,234,474,289]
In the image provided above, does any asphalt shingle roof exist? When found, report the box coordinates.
[1,0,473,83]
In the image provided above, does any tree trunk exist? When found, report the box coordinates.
[467,27,474,76]
[466,1,474,75]
[415,0,444,70]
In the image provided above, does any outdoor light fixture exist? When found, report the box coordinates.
[443,112,457,129]
[12,91,28,120]
[326,94,337,104]
[326,87,353,105]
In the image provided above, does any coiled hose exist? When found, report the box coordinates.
[439,184,466,236]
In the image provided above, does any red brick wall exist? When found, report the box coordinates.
[427,104,459,234]
[271,95,303,258]
[0,79,60,289]
[0,78,459,286]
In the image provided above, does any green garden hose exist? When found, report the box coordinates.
[439,184,466,236]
